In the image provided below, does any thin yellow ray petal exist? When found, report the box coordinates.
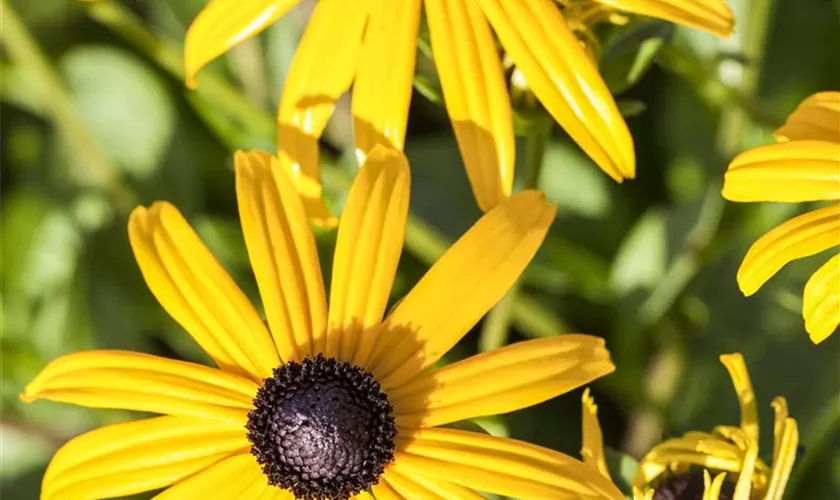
[152,454,270,499]
[185,0,300,88]
[592,0,734,37]
[388,462,487,499]
[702,470,728,500]
[633,435,747,489]
[352,0,422,162]
[771,397,789,464]
[389,335,614,428]
[477,0,634,181]
[723,141,840,203]
[42,416,247,500]
[731,434,758,500]
[129,202,279,381]
[327,146,410,363]
[395,428,624,499]
[23,351,256,424]
[581,388,612,480]
[802,252,840,344]
[369,191,556,389]
[425,0,515,211]
[633,487,655,500]
[719,354,759,445]
[764,417,798,500]
[276,0,375,228]
[235,150,328,361]
[737,204,840,296]
[776,91,840,143]
[370,479,405,500]
[381,468,448,499]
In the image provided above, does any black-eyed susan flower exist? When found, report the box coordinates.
[722,91,840,344]
[181,0,734,220]
[23,145,624,500]
[579,353,799,500]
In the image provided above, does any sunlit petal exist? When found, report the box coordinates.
[477,0,635,182]
[581,388,612,480]
[327,146,410,363]
[276,0,375,228]
[22,350,256,423]
[369,191,556,389]
[736,204,840,296]
[185,0,301,87]
[425,0,515,211]
[719,353,759,444]
[152,454,279,499]
[382,465,487,499]
[389,335,614,427]
[802,252,840,344]
[764,413,798,500]
[129,201,279,381]
[723,140,840,203]
[776,92,840,143]
[42,416,247,500]
[235,150,328,360]
[395,428,624,499]
[592,0,734,37]
[352,0,422,162]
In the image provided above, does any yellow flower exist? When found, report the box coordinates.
[722,91,840,344]
[580,353,799,500]
[23,145,623,500]
[183,0,734,218]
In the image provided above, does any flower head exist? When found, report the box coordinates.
[579,354,799,500]
[722,91,840,344]
[183,0,733,221]
[24,146,622,499]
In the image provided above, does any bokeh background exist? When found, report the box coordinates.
[1,0,839,498]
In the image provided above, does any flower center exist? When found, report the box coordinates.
[246,355,396,500]
[653,469,735,500]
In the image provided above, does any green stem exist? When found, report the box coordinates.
[1,0,134,211]
[478,118,553,352]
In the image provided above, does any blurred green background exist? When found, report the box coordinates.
[1,0,838,498]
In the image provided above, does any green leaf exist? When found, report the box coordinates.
[605,446,640,495]
[609,208,668,296]
[60,45,175,179]
[600,20,674,94]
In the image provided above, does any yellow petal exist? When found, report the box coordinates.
[368,191,556,389]
[719,353,759,445]
[633,434,751,489]
[381,466,486,499]
[235,150,328,361]
[737,204,840,296]
[42,416,247,500]
[386,462,487,499]
[731,433,759,500]
[276,0,375,228]
[152,454,278,499]
[477,0,635,181]
[702,471,729,500]
[723,141,840,203]
[425,0,515,211]
[395,428,625,499]
[776,91,840,143]
[370,480,404,500]
[592,0,734,37]
[771,397,789,465]
[802,252,840,344]
[581,388,611,480]
[22,350,256,424]
[389,335,614,428]
[764,414,798,500]
[327,146,410,363]
[129,202,279,381]
[184,0,300,88]
[351,0,422,161]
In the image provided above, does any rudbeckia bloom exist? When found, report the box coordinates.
[722,91,840,344]
[579,353,799,500]
[183,0,734,221]
[23,146,624,499]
